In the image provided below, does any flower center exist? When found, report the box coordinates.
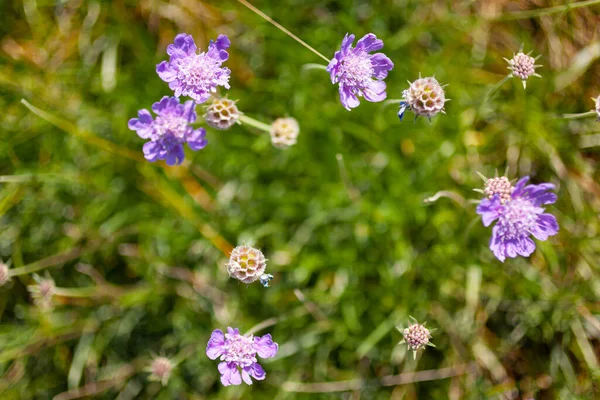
[497,197,538,240]
[154,115,189,141]
[404,324,430,349]
[484,177,514,204]
[223,333,257,367]
[176,53,218,90]
[339,52,373,88]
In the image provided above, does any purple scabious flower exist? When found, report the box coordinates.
[206,327,278,386]
[476,176,559,262]
[327,33,394,110]
[157,33,231,104]
[128,96,207,166]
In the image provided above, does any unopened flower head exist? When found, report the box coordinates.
[477,176,559,262]
[505,48,541,89]
[206,327,278,386]
[398,317,435,359]
[204,98,241,130]
[398,76,447,122]
[594,95,600,121]
[0,262,10,287]
[128,96,207,166]
[157,33,231,104]
[227,245,273,287]
[146,356,173,386]
[483,176,514,204]
[28,274,56,309]
[270,117,300,148]
[327,33,394,110]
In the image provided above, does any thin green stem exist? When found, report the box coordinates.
[54,287,98,298]
[236,0,330,63]
[238,114,272,133]
[494,0,600,21]
[302,63,329,72]
[554,110,597,120]
[482,74,512,104]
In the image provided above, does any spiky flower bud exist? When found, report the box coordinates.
[147,356,173,386]
[398,76,447,122]
[270,117,300,148]
[484,176,514,204]
[594,95,600,121]
[28,274,56,309]
[0,262,10,287]
[227,245,273,287]
[204,98,241,130]
[398,317,435,359]
[505,49,541,89]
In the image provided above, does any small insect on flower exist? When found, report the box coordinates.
[28,274,56,310]
[270,117,300,148]
[146,356,173,386]
[327,33,394,110]
[397,317,435,359]
[204,98,241,130]
[227,245,273,287]
[476,175,559,262]
[398,75,448,122]
[128,96,207,166]
[206,327,278,386]
[157,33,231,104]
[504,46,542,89]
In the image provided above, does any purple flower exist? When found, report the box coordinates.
[476,176,559,262]
[128,96,207,165]
[206,327,278,386]
[157,33,231,104]
[327,33,394,110]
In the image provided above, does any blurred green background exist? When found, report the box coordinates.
[1,0,599,398]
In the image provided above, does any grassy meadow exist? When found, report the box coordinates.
[1,0,599,398]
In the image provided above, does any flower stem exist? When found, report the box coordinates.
[236,0,330,63]
[302,63,329,72]
[239,114,272,133]
[482,74,512,104]
[495,0,600,21]
[556,110,597,120]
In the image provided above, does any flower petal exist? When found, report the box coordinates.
[254,334,278,359]
[489,225,506,262]
[167,33,197,58]
[187,128,208,151]
[218,362,242,386]
[476,196,502,227]
[356,33,383,53]
[156,61,178,82]
[142,141,165,162]
[165,144,185,166]
[362,80,387,102]
[246,363,266,381]
[531,213,559,240]
[511,176,530,197]
[340,33,355,57]
[206,329,225,360]
[370,53,394,79]
[339,86,360,110]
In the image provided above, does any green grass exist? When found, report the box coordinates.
[1,0,599,398]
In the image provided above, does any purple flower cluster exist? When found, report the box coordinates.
[157,34,231,104]
[206,327,278,386]
[327,33,394,110]
[129,33,231,164]
[477,176,559,262]
[128,96,207,165]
